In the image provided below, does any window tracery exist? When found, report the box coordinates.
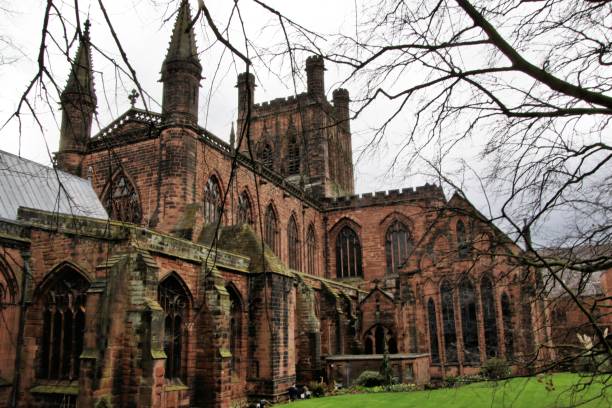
[39,267,89,380]
[158,275,189,381]
[264,204,279,254]
[385,220,412,274]
[441,280,457,363]
[335,226,362,278]
[259,144,273,168]
[459,278,480,363]
[204,176,222,225]
[237,191,253,225]
[103,171,141,223]
[287,216,300,271]
[427,298,440,363]
[306,225,316,275]
[481,276,499,358]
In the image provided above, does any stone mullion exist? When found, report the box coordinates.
[475,284,487,364]
[453,284,465,371]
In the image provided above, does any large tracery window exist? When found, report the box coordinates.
[259,144,273,168]
[306,225,316,275]
[39,267,89,381]
[427,298,440,363]
[204,176,222,225]
[103,171,142,224]
[158,275,189,381]
[237,191,253,225]
[440,281,458,363]
[287,137,300,176]
[264,204,279,254]
[481,276,499,358]
[460,278,480,363]
[335,226,363,278]
[287,216,301,271]
[501,292,514,359]
[385,221,412,274]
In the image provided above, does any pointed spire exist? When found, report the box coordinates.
[163,0,201,71]
[62,19,96,104]
[229,123,236,150]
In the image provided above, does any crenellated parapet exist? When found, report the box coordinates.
[321,183,445,210]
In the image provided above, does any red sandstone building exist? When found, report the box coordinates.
[0,2,550,407]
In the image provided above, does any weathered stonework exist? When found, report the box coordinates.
[0,2,560,408]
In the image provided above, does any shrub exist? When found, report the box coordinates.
[480,357,511,380]
[354,370,385,387]
[307,381,326,398]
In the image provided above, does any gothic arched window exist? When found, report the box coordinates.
[103,171,141,223]
[335,226,362,278]
[457,220,470,258]
[501,292,514,359]
[264,204,279,254]
[227,285,243,375]
[481,276,499,358]
[306,225,316,275]
[204,176,222,225]
[427,298,440,363]
[237,191,253,225]
[460,278,480,363]
[287,216,300,271]
[520,283,536,356]
[385,220,412,274]
[39,266,89,380]
[259,144,273,168]
[158,275,189,381]
[440,281,457,363]
[287,137,300,176]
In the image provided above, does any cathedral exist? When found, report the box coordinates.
[0,2,549,407]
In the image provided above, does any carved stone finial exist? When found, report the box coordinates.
[128,89,139,107]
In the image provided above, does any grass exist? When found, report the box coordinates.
[290,373,610,408]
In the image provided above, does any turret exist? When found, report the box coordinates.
[306,55,325,98]
[160,0,202,126]
[333,88,350,133]
[56,20,96,176]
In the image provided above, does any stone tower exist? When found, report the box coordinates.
[156,0,202,231]
[236,56,354,198]
[160,0,202,126]
[56,20,96,176]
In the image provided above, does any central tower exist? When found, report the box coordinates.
[236,56,355,198]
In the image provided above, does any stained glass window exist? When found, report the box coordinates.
[501,292,514,359]
[441,280,457,363]
[39,267,89,380]
[306,225,316,275]
[385,221,412,274]
[481,276,499,358]
[237,191,252,225]
[287,216,300,271]
[158,275,189,380]
[427,298,440,363]
[204,176,222,225]
[264,204,279,254]
[460,278,480,363]
[335,226,362,278]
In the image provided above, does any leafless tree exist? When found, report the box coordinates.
[322,0,612,379]
[3,0,611,393]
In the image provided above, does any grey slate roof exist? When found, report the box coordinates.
[0,150,108,221]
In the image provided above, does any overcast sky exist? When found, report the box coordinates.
[0,0,580,245]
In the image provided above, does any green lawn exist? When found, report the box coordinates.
[290,373,610,408]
